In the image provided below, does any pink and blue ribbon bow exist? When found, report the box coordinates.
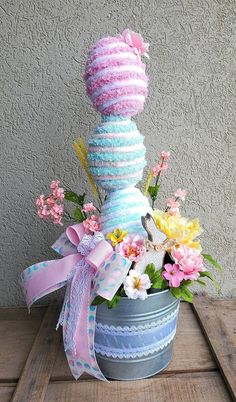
[20,224,131,381]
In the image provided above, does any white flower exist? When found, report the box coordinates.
[124,269,151,300]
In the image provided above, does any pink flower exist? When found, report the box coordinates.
[115,235,146,262]
[36,195,45,208]
[152,162,168,177]
[82,203,97,213]
[50,204,64,218]
[162,264,184,287]
[52,216,63,226]
[166,197,180,215]
[121,29,149,58]
[50,180,60,190]
[83,215,101,234]
[160,151,170,161]
[52,186,64,201]
[37,206,50,220]
[46,195,56,206]
[171,245,205,281]
[175,188,187,201]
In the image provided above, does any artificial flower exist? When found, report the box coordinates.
[160,151,170,161]
[175,188,187,201]
[152,162,168,177]
[115,234,146,262]
[162,264,184,287]
[83,215,101,234]
[166,197,180,215]
[171,245,205,281]
[50,180,60,190]
[82,202,97,213]
[124,269,151,300]
[153,210,203,251]
[106,228,128,247]
[36,195,45,208]
[121,29,149,58]
[36,180,65,225]
[37,206,50,220]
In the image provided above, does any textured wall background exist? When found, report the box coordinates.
[0,0,235,306]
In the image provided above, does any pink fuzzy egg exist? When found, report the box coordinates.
[84,33,149,117]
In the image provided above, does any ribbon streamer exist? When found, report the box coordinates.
[20,224,131,381]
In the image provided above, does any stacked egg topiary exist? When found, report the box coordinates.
[85,30,151,236]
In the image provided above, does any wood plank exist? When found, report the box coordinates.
[0,385,15,402]
[0,307,46,321]
[51,303,216,381]
[0,313,44,381]
[44,372,232,402]
[192,295,236,401]
[11,302,61,402]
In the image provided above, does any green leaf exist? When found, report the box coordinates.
[64,191,86,206]
[107,295,121,309]
[180,286,193,303]
[145,263,156,280]
[202,253,222,272]
[200,271,221,293]
[148,184,160,202]
[196,279,207,286]
[73,207,85,223]
[170,287,182,299]
[91,296,106,306]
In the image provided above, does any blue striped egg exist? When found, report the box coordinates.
[100,187,152,237]
[88,115,146,191]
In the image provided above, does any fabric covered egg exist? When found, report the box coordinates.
[84,30,149,117]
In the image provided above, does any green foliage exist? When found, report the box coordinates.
[91,295,106,306]
[64,191,86,206]
[200,271,221,294]
[148,184,160,204]
[73,207,85,223]
[202,253,222,272]
[170,285,193,303]
[145,264,168,290]
[107,295,121,309]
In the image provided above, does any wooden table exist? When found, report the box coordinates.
[0,295,235,402]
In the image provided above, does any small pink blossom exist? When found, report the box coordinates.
[36,195,45,208]
[82,203,97,213]
[121,29,149,58]
[175,188,187,201]
[83,215,101,234]
[162,263,184,287]
[50,204,64,217]
[166,197,180,215]
[50,180,60,190]
[36,180,65,225]
[152,162,168,177]
[46,195,56,206]
[171,245,205,281]
[160,151,170,161]
[37,206,50,220]
[115,235,146,262]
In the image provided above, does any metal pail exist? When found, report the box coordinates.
[95,290,179,380]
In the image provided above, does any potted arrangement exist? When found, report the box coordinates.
[21,30,221,381]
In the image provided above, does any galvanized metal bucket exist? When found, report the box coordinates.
[95,290,179,380]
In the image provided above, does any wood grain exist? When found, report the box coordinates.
[192,295,236,401]
[10,302,61,402]
[44,372,231,402]
[0,309,45,381]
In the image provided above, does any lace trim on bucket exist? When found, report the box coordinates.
[96,304,179,334]
[95,329,176,359]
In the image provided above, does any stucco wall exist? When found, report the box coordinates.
[1,0,235,305]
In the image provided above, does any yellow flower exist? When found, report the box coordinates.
[106,228,128,247]
[153,210,203,251]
